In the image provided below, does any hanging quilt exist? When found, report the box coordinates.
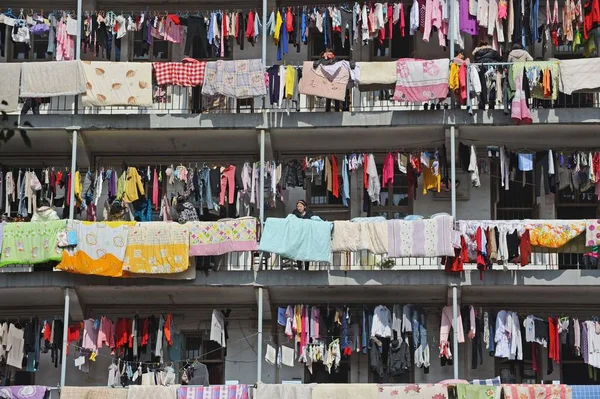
[0,221,65,266]
[393,58,450,103]
[502,384,571,399]
[176,384,249,399]
[122,222,189,274]
[56,221,135,277]
[81,61,153,107]
[456,385,501,399]
[527,221,585,248]
[377,384,450,399]
[202,59,266,99]
[387,216,454,257]
[189,217,258,256]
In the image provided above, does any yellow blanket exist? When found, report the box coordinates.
[122,222,189,274]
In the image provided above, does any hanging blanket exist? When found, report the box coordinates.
[60,387,128,399]
[127,385,178,399]
[357,61,397,89]
[254,383,315,399]
[393,59,450,102]
[502,384,571,399]
[176,384,249,399]
[258,215,333,262]
[81,61,153,107]
[377,384,450,398]
[189,217,259,256]
[526,220,585,248]
[571,385,600,399]
[153,58,206,87]
[0,386,49,399]
[56,221,135,277]
[313,384,378,399]
[586,219,600,246]
[124,258,196,280]
[122,222,189,274]
[0,64,21,112]
[559,59,600,95]
[456,384,501,399]
[0,220,66,267]
[20,61,86,98]
[202,59,266,99]
[331,220,388,254]
[298,61,349,101]
[387,216,454,257]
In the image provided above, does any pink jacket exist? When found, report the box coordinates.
[440,305,465,344]
[382,152,395,188]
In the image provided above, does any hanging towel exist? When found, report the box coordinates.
[393,58,450,102]
[0,220,66,266]
[202,59,266,99]
[189,217,259,256]
[122,222,189,274]
[81,61,153,107]
[258,215,333,262]
[377,384,450,398]
[313,384,378,399]
[127,385,179,399]
[387,216,454,257]
[176,385,250,399]
[60,387,128,399]
[331,220,388,254]
[20,61,86,98]
[0,64,21,112]
[0,386,49,399]
[56,220,135,277]
[559,58,600,95]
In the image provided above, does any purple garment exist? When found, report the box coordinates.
[459,0,478,35]
[30,24,49,35]
[0,386,49,399]
[177,385,249,399]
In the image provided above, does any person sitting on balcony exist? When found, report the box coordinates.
[507,43,534,62]
[291,200,314,271]
[31,199,59,222]
[472,41,502,64]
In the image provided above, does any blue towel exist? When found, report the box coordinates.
[259,215,333,262]
[572,385,600,399]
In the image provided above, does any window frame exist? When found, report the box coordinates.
[129,30,173,62]
[491,160,537,220]
[371,164,413,219]
[7,29,52,62]
[183,331,226,385]
[308,27,351,61]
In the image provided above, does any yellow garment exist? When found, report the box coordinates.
[274,11,283,43]
[122,222,189,274]
[295,305,302,334]
[57,220,135,277]
[422,163,441,194]
[117,171,126,200]
[526,221,585,248]
[285,66,296,99]
[74,171,83,204]
[123,167,145,203]
[449,63,460,90]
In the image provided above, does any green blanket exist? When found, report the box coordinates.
[0,221,66,266]
[456,384,500,399]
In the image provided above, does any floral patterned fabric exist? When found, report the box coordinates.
[526,221,586,248]
[0,220,65,266]
[0,385,49,399]
[189,217,259,256]
[122,222,189,274]
[378,384,449,398]
[456,384,501,399]
[502,384,572,399]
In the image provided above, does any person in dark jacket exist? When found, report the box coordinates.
[472,42,502,63]
[291,200,313,271]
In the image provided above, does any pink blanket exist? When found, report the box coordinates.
[189,217,258,256]
[393,59,450,103]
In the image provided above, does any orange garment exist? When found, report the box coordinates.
[165,313,173,346]
[548,317,559,363]
[331,155,339,198]
[543,69,551,98]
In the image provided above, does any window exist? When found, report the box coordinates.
[184,332,225,385]
[305,164,350,221]
[495,342,538,384]
[309,28,350,60]
[371,20,412,60]
[372,165,412,219]
[491,161,536,220]
[9,35,51,62]
[131,31,170,62]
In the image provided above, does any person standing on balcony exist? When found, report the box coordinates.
[291,200,314,271]
[507,43,534,61]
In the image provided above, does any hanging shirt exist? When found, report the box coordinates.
[371,305,392,338]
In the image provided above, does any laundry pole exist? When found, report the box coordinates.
[261,0,267,108]
[257,287,264,383]
[452,286,459,379]
[259,129,265,224]
[448,0,455,59]
[450,126,456,219]
[76,0,82,60]
[68,130,78,220]
[60,288,70,387]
